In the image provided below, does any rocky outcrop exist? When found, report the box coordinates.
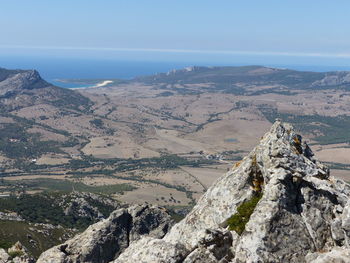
[0,211,24,221]
[0,242,35,263]
[36,205,173,263]
[59,192,121,221]
[311,71,350,87]
[112,121,350,263]
[0,70,49,96]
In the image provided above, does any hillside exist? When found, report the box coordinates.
[0,65,350,210]
[4,121,347,263]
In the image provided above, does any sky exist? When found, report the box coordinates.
[1,0,350,68]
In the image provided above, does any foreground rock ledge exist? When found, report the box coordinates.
[37,121,350,263]
[36,205,173,263]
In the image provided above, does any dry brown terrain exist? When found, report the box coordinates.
[1,66,350,205]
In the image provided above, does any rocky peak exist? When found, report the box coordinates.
[114,121,350,262]
[35,121,350,262]
[0,69,49,96]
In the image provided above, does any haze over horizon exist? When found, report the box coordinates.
[1,0,350,77]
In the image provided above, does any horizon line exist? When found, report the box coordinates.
[1,45,350,59]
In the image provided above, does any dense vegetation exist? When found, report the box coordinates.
[0,192,117,229]
[0,122,63,159]
[2,178,136,196]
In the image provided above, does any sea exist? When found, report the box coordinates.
[1,55,350,89]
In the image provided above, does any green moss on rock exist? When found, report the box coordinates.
[227,192,263,235]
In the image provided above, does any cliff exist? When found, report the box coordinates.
[15,121,350,262]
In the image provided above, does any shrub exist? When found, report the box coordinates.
[0,240,11,249]
[8,250,24,259]
[227,192,263,235]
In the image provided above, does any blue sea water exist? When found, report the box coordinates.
[1,55,350,88]
[0,56,193,82]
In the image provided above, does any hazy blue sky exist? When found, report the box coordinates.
[1,0,350,66]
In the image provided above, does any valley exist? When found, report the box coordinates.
[1,65,350,257]
[1,66,350,206]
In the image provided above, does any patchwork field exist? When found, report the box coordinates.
[1,65,350,207]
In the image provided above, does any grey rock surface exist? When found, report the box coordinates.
[114,237,188,263]
[0,248,10,263]
[36,205,173,263]
[305,247,350,263]
[113,121,350,263]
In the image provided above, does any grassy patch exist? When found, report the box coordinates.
[227,192,263,235]
[8,250,24,259]
[0,220,75,258]
[0,240,12,249]
[4,178,136,195]
[0,190,122,229]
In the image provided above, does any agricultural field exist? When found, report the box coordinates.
[0,65,350,207]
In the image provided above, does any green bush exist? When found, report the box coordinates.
[0,240,11,249]
[8,250,24,259]
[227,192,262,235]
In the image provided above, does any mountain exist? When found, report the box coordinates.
[14,121,350,263]
[0,68,91,111]
[134,65,350,93]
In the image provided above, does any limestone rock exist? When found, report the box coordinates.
[0,248,10,263]
[183,229,236,263]
[114,121,350,263]
[128,204,172,242]
[305,247,350,263]
[114,237,188,263]
[37,205,173,263]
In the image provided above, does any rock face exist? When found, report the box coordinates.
[113,121,350,263]
[36,205,173,263]
[0,67,91,111]
[0,69,49,96]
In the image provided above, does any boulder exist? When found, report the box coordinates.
[37,205,173,263]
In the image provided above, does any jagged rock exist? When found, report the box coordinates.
[37,204,173,263]
[305,247,350,262]
[113,121,350,263]
[114,237,188,263]
[128,204,172,242]
[183,229,236,263]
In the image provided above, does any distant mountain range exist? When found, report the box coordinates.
[134,65,350,91]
